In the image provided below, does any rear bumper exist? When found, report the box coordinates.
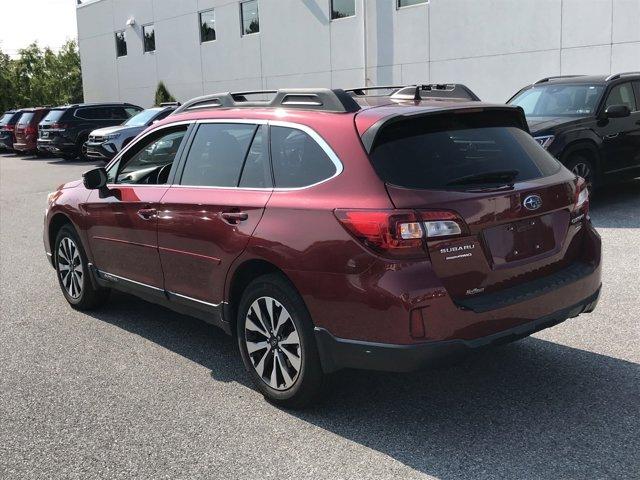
[37,139,77,155]
[315,287,601,373]
[13,142,35,152]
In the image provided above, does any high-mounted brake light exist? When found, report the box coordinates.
[334,209,465,259]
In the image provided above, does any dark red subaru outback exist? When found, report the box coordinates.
[44,85,601,407]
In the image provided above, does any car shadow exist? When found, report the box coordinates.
[590,178,640,229]
[88,291,639,479]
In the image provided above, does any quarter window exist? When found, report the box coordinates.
[397,0,428,7]
[240,1,260,36]
[605,82,637,111]
[114,127,187,185]
[331,0,355,19]
[270,126,337,188]
[143,24,155,53]
[199,9,216,42]
[115,30,127,57]
[180,123,258,187]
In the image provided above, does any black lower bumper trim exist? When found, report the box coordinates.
[315,287,601,373]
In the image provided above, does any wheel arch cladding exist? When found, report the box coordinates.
[562,139,602,172]
[225,259,300,335]
[49,213,74,256]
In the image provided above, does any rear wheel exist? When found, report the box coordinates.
[237,274,324,408]
[54,225,110,310]
[565,154,596,193]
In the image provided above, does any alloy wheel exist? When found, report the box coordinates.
[57,237,83,299]
[571,162,592,186]
[244,296,301,391]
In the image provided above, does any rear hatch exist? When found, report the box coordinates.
[15,111,35,142]
[39,108,68,141]
[363,107,588,303]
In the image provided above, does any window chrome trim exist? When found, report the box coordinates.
[105,118,344,191]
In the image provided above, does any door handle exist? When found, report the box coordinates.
[605,133,620,139]
[137,208,157,220]
[221,211,249,224]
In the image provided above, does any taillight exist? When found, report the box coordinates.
[51,123,68,130]
[572,178,589,222]
[25,125,37,135]
[2,124,15,132]
[334,209,465,259]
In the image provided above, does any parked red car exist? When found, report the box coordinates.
[14,107,50,154]
[43,85,601,407]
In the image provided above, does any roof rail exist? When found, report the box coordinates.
[605,71,640,81]
[159,101,181,107]
[345,85,406,96]
[391,84,481,101]
[172,88,361,115]
[535,75,585,84]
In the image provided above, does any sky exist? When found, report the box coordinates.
[0,0,78,57]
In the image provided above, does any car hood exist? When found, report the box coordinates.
[91,125,142,136]
[526,116,588,134]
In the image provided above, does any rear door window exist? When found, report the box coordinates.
[180,123,257,187]
[369,112,561,190]
[270,126,337,188]
[605,82,637,112]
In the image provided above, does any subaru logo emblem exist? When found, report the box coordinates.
[523,194,542,211]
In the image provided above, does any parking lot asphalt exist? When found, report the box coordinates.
[0,151,638,479]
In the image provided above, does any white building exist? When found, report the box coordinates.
[77,0,640,107]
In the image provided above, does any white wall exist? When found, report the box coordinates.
[77,0,640,107]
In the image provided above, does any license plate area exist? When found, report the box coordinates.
[482,211,569,267]
[41,131,49,138]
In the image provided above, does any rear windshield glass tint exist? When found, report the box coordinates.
[0,113,15,125]
[17,113,35,125]
[42,109,66,123]
[369,112,561,190]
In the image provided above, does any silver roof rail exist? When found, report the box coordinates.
[172,88,361,115]
[535,75,585,84]
[605,71,640,81]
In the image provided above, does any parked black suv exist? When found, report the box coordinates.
[0,109,26,151]
[37,103,142,160]
[508,72,640,189]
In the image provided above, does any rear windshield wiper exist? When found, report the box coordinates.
[446,169,520,187]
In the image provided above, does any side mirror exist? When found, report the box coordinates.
[83,167,108,190]
[604,104,631,118]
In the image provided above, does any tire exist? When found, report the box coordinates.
[237,273,325,408]
[565,153,597,193]
[54,224,110,310]
[79,141,90,161]
[61,153,77,161]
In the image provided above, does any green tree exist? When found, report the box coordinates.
[155,82,176,105]
[0,40,83,111]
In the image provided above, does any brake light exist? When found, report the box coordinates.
[25,125,37,135]
[51,123,68,130]
[334,209,465,259]
[571,178,589,223]
[2,124,15,132]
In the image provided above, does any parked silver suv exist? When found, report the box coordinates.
[84,103,179,160]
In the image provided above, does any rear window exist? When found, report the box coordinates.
[369,112,561,190]
[42,109,66,123]
[0,113,15,126]
[17,112,35,126]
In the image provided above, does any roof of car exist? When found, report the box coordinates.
[50,102,141,109]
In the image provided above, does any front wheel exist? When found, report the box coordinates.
[54,225,110,310]
[565,154,596,194]
[237,274,325,408]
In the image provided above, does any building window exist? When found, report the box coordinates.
[115,30,127,57]
[240,1,260,36]
[143,24,155,52]
[199,9,216,43]
[331,0,356,19]
[397,0,428,7]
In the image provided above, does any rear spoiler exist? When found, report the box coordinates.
[360,105,529,153]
